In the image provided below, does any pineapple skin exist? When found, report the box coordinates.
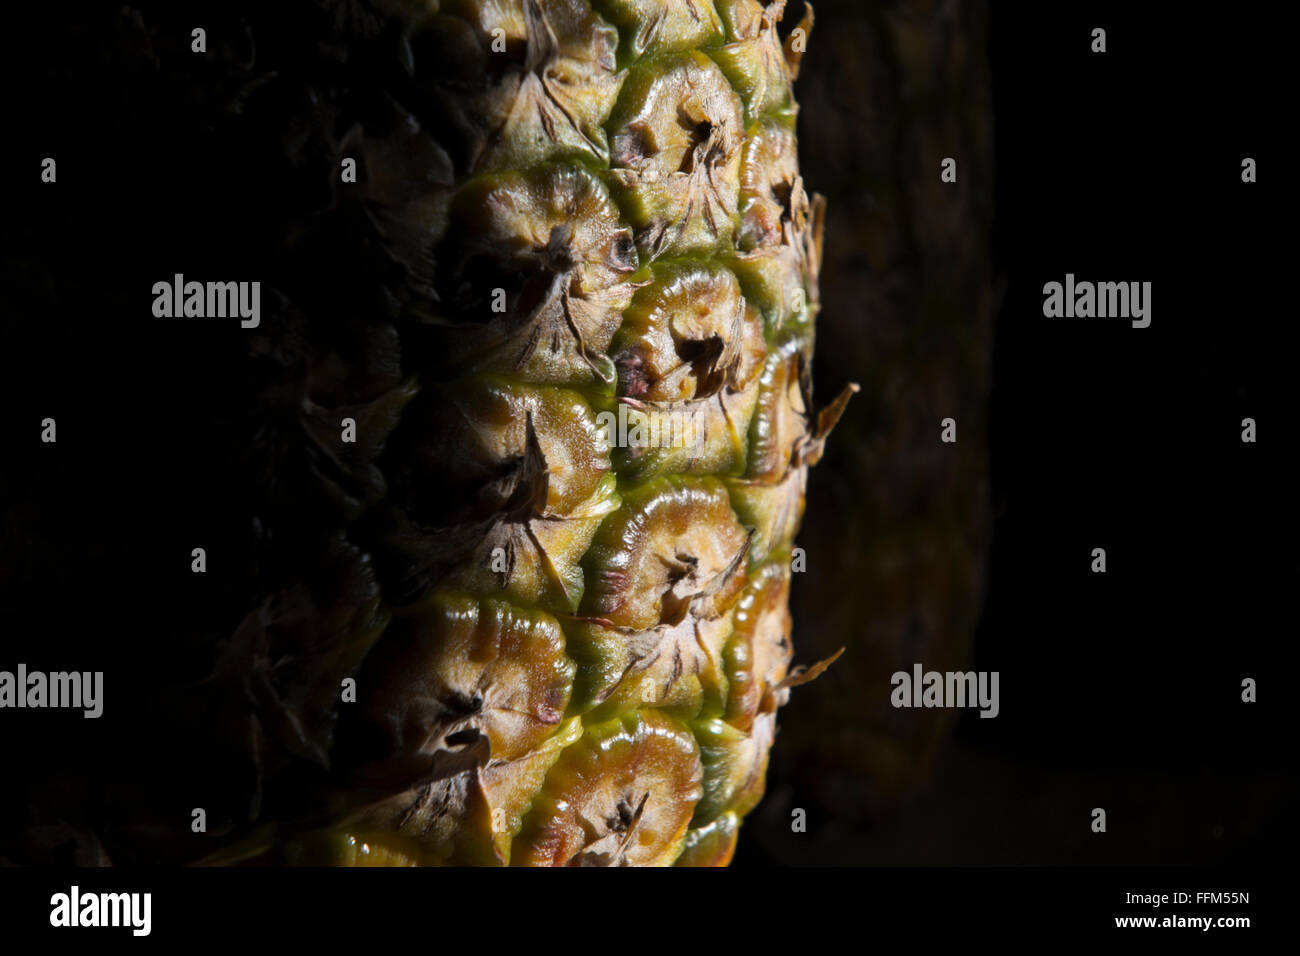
[51,0,847,867]
[305,0,849,868]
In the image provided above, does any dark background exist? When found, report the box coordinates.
[0,1,1293,867]
[742,1,1296,864]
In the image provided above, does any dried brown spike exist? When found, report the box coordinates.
[783,3,815,80]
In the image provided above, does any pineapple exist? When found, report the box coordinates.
[5,0,852,867]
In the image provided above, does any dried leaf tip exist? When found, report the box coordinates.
[783,3,815,80]
[778,645,844,690]
[798,381,859,467]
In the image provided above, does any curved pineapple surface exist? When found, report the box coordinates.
[224,0,852,867]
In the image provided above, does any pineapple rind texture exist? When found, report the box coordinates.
[197,0,835,867]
